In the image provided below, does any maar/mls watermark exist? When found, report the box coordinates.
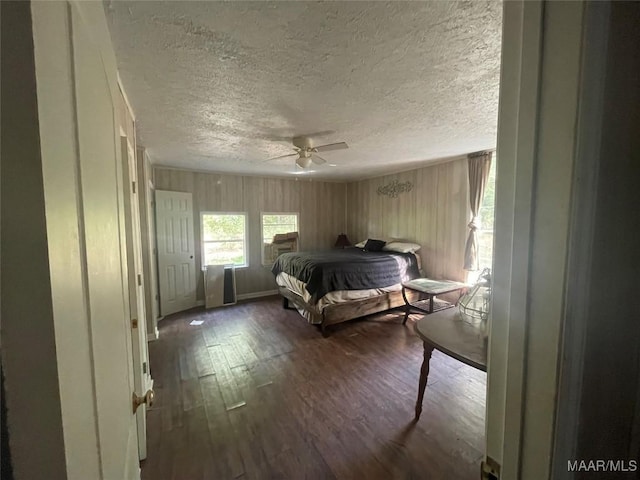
[568,460,637,472]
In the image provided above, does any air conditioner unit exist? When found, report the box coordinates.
[204,264,237,309]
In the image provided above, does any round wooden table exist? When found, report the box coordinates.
[413,308,487,419]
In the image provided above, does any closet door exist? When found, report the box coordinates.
[155,190,197,315]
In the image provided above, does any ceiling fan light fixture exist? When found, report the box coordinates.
[266,136,348,170]
[296,156,313,169]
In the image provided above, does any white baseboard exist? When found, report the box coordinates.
[236,289,279,301]
[147,326,160,342]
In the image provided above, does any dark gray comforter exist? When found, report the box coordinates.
[271,249,420,303]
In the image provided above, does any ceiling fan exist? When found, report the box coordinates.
[267,136,348,169]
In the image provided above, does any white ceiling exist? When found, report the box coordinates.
[106,1,502,181]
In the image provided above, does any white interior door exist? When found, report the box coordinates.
[71,7,140,479]
[155,190,197,316]
[121,136,153,460]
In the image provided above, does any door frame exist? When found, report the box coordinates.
[120,132,153,461]
[487,1,611,478]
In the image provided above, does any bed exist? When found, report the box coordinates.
[271,248,422,335]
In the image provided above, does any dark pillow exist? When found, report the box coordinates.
[364,239,386,252]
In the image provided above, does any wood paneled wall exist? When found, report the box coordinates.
[346,158,469,282]
[153,168,347,298]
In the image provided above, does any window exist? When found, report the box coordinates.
[261,213,299,265]
[201,212,247,267]
[477,158,496,272]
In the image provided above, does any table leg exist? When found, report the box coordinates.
[415,342,435,420]
[429,294,434,313]
[456,288,466,305]
[402,286,410,324]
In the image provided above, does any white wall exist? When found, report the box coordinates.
[1,2,68,477]
[488,1,640,478]
[2,1,141,478]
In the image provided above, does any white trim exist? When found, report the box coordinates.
[236,290,279,301]
[489,2,596,478]
[486,0,544,475]
[146,327,160,342]
[117,72,136,121]
[195,299,205,307]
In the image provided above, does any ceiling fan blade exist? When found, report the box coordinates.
[265,153,298,162]
[311,154,326,165]
[313,142,348,153]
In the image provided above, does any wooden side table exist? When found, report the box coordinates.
[401,278,467,324]
[413,308,487,420]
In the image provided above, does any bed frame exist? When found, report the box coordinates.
[278,286,419,336]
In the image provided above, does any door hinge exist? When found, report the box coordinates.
[131,318,138,329]
[132,181,136,193]
[481,457,501,480]
[137,274,142,286]
[142,362,147,374]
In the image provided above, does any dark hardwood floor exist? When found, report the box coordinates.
[142,296,486,480]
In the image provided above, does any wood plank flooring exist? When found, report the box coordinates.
[142,296,486,480]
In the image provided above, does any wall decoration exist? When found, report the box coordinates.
[377,180,413,198]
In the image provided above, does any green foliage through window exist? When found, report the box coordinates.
[261,213,298,265]
[261,214,298,244]
[202,213,247,266]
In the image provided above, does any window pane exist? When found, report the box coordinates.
[478,232,493,271]
[261,214,298,243]
[202,213,246,266]
[479,206,494,231]
[477,159,496,272]
[203,241,244,266]
[202,214,245,242]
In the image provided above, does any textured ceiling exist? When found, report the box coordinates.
[106,1,502,180]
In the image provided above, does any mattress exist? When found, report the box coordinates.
[271,249,420,303]
[275,271,403,313]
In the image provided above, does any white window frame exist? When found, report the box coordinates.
[200,211,249,268]
[261,212,299,266]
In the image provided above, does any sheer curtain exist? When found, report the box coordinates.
[464,151,493,271]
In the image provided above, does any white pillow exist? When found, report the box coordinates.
[355,237,396,249]
[383,241,421,253]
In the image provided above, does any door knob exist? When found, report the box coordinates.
[132,389,155,414]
